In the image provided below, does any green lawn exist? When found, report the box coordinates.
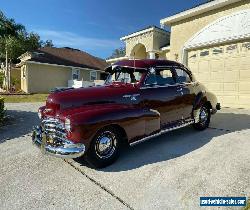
[1,94,49,103]
[243,199,250,210]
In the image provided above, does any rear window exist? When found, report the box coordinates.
[175,68,192,83]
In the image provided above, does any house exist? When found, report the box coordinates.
[107,0,250,108]
[0,64,21,91]
[17,47,108,93]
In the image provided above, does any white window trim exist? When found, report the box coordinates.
[72,68,80,80]
[90,71,97,81]
[21,66,26,79]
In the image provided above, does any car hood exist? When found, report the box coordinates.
[45,84,137,116]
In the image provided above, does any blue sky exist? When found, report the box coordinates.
[1,0,207,59]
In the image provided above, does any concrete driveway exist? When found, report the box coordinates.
[0,103,249,210]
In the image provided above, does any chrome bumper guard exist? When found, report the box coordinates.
[211,103,221,115]
[32,126,85,159]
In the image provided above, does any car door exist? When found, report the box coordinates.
[173,67,196,120]
[140,67,182,127]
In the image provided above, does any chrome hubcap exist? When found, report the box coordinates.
[199,107,208,125]
[95,131,117,159]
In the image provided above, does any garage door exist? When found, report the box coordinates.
[188,41,250,108]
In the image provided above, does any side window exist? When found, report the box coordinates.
[175,68,191,83]
[145,73,157,86]
[90,71,97,81]
[157,69,175,85]
[226,44,238,54]
[212,47,224,55]
[72,69,80,80]
[145,68,175,86]
[200,50,209,57]
[242,42,250,52]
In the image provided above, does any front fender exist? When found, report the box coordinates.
[67,105,160,148]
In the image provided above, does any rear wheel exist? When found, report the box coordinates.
[85,127,122,168]
[193,104,211,130]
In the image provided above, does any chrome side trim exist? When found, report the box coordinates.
[129,120,194,146]
[140,82,197,90]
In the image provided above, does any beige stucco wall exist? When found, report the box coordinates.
[125,34,154,57]
[21,62,102,93]
[26,63,71,93]
[169,0,250,61]
[11,67,21,90]
[125,30,169,57]
[158,50,170,60]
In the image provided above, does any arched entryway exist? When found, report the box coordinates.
[130,43,147,59]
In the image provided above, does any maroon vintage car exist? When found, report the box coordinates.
[32,59,220,168]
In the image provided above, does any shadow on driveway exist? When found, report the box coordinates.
[1,107,250,171]
[74,111,250,172]
[0,109,39,144]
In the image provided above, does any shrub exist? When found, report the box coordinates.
[0,97,5,124]
[0,72,4,88]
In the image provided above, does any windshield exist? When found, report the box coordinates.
[105,67,145,85]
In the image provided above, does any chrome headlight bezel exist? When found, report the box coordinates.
[64,118,71,132]
[38,109,42,119]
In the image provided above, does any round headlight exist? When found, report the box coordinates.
[64,118,71,131]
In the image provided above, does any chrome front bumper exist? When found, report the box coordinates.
[32,126,85,159]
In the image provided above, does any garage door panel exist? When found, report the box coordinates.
[224,71,239,82]
[211,71,223,80]
[223,95,237,104]
[240,71,250,80]
[210,60,224,72]
[196,73,210,82]
[239,82,250,92]
[208,83,223,91]
[188,43,250,108]
[240,56,250,69]
[238,95,250,106]
[224,57,241,71]
[198,61,209,73]
[224,83,238,92]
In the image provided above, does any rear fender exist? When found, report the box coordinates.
[193,91,218,122]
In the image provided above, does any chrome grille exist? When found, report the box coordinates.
[42,118,67,146]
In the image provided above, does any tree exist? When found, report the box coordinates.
[0,71,4,87]
[107,47,126,59]
[0,11,25,37]
[0,11,46,90]
[43,39,54,47]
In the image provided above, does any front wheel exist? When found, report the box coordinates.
[193,105,211,131]
[85,127,121,168]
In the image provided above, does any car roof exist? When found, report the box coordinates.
[105,59,186,72]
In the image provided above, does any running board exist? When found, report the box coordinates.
[130,120,194,146]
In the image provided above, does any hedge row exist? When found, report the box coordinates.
[0,97,4,124]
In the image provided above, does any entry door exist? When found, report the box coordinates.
[140,68,183,126]
[174,68,196,120]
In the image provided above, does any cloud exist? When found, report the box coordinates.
[35,29,122,50]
